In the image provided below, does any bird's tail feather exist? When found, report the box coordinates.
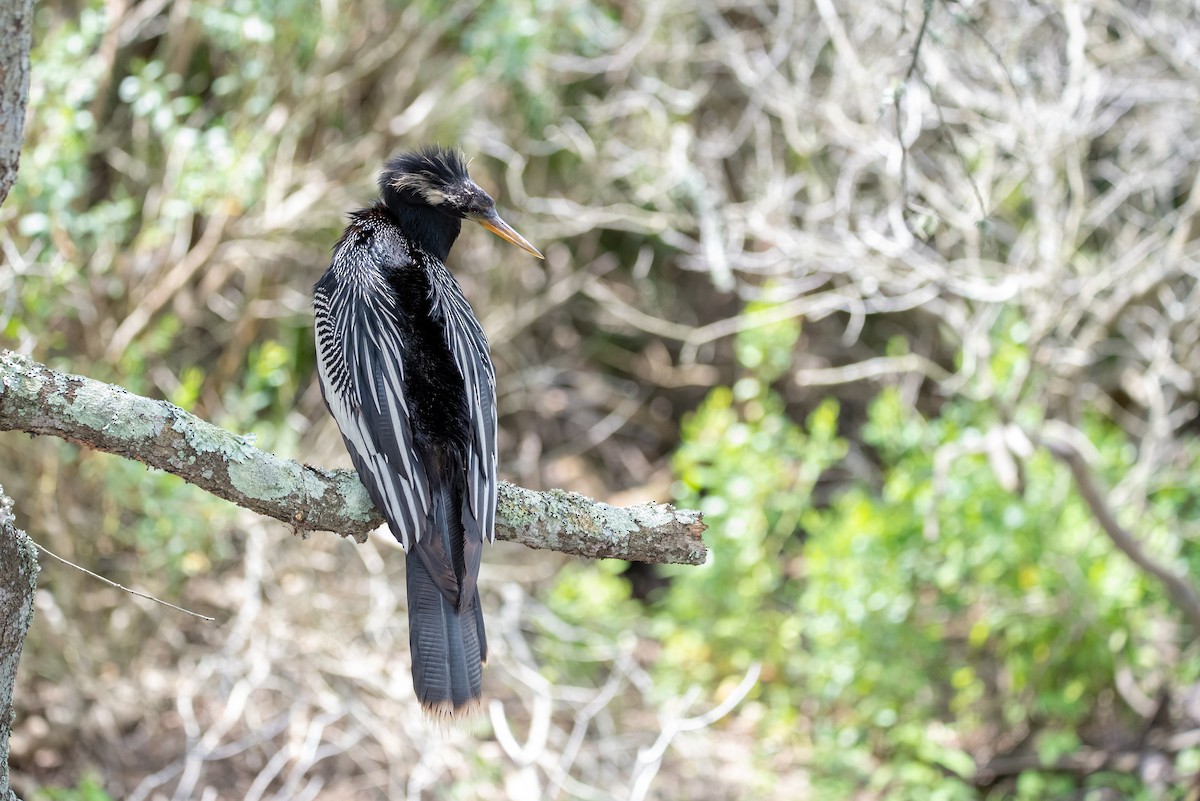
[407,478,486,717]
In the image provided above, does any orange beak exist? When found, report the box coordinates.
[471,210,544,259]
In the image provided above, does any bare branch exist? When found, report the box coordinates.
[793,353,953,387]
[0,350,707,566]
[973,744,1177,786]
[1040,423,1200,636]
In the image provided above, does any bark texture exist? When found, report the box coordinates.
[0,351,708,565]
[0,0,30,208]
[1,1,35,797]
[0,485,36,801]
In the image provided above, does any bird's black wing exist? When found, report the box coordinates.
[428,265,498,606]
[314,229,431,551]
[430,266,498,541]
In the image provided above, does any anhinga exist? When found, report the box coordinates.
[314,146,542,716]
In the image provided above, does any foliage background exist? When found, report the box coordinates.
[3,0,1200,798]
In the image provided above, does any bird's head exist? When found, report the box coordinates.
[380,146,543,259]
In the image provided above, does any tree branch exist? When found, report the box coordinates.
[0,350,707,565]
[1040,425,1200,636]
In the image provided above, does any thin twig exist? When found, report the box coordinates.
[922,75,989,221]
[628,661,761,801]
[31,539,216,621]
[905,0,934,83]
[895,0,935,207]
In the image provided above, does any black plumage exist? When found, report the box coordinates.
[313,145,542,716]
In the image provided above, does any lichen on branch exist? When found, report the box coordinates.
[0,350,707,565]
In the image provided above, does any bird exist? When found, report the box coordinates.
[313,145,542,716]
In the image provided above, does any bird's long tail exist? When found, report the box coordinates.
[406,478,487,717]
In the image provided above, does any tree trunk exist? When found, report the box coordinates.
[0,0,32,208]
[0,486,36,801]
[0,1,38,797]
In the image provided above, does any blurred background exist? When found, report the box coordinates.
[2,0,1200,798]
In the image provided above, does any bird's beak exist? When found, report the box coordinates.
[470,210,544,259]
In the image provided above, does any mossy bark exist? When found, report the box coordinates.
[0,351,708,564]
[0,0,31,209]
[1,0,35,796]
[0,485,36,801]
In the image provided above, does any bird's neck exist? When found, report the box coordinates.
[380,195,461,263]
